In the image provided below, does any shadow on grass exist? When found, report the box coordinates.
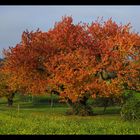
[0,100,121,116]
[93,107,121,115]
[13,103,67,109]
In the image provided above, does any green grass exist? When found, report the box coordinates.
[0,106,140,134]
[0,95,140,135]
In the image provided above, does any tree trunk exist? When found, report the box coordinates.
[50,93,53,107]
[7,93,15,107]
[103,98,109,113]
[103,103,107,113]
[7,98,13,107]
[66,96,93,116]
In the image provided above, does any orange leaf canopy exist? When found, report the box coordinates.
[3,16,140,102]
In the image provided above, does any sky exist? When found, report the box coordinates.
[0,5,140,58]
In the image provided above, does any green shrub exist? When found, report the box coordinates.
[121,90,134,104]
[120,93,140,121]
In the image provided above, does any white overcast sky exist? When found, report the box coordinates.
[0,5,140,57]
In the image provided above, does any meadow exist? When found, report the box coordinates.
[0,95,140,135]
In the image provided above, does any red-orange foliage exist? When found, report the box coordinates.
[3,16,140,105]
[3,30,53,95]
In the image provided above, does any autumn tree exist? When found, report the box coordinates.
[3,30,54,95]
[3,16,140,115]
[0,59,17,107]
[44,17,140,115]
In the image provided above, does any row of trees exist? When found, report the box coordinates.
[1,16,140,115]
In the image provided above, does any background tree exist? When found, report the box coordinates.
[0,59,16,107]
[3,30,54,95]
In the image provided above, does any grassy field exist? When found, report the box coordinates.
[0,96,140,135]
